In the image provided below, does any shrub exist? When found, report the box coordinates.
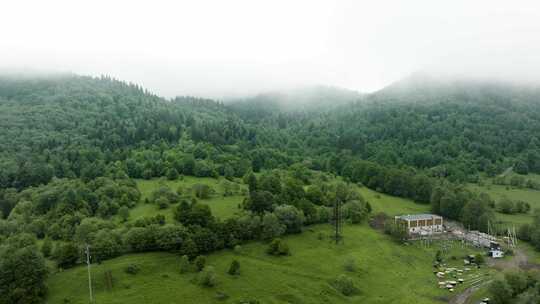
[198,266,217,287]
[343,258,357,272]
[167,168,179,180]
[118,206,130,222]
[475,253,485,266]
[41,237,53,257]
[343,200,368,224]
[92,229,123,261]
[514,200,530,214]
[176,185,184,196]
[497,197,515,214]
[150,186,180,206]
[266,238,290,256]
[54,242,80,268]
[505,271,528,297]
[261,213,286,241]
[194,255,206,272]
[317,206,330,223]
[273,205,304,234]
[174,201,215,228]
[179,255,190,273]
[384,219,408,243]
[181,238,198,259]
[125,264,140,275]
[435,250,443,263]
[0,236,48,304]
[333,274,358,296]
[133,215,166,227]
[489,279,512,304]
[156,197,169,209]
[215,291,229,301]
[228,260,240,275]
[193,184,213,199]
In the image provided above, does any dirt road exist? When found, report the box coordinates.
[450,247,538,304]
[488,247,539,271]
[449,281,490,304]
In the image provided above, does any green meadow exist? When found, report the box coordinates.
[468,174,540,226]
[45,176,492,304]
[130,177,247,223]
[47,222,487,304]
[129,176,431,226]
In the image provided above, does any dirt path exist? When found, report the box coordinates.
[450,247,538,304]
[488,247,539,271]
[449,281,490,304]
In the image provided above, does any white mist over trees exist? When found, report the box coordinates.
[2,0,540,98]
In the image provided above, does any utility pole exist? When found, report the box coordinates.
[333,198,342,244]
[85,244,94,304]
[513,226,518,247]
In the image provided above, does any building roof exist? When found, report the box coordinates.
[395,214,442,221]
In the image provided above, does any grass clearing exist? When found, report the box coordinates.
[129,177,430,224]
[357,186,431,215]
[128,177,246,223]
[46,175,473,303]
[47,223,485,304]
[469,177,540,226]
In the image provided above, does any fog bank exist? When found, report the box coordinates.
[1,0,540,98]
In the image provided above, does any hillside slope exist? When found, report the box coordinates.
[275,76,540,181]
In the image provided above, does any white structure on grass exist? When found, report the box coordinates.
[395,214,443,235]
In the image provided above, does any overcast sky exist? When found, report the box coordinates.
[2,0,540,98]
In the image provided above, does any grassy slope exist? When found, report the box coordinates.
[358,186,429,215]
[468,174,540,226]
[47,222,488,304]
[47,175,488,304]
[132,177,247,222]
[130,176,429,225]
[49,174,499,303]
[465,174,540,302]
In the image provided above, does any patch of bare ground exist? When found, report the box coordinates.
[451,247,540,304]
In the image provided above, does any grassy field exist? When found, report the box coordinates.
[47,222,488,304]
[130,177,246,223]
[357,186,430,215]
[129,176,431,225]
[468,175,540,226]
[464,173,540,303]
[46,174,491,304]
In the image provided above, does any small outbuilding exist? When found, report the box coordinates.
[488,241,504,258]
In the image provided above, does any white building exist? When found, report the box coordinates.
[395,214,443,235]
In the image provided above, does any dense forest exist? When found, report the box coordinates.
[2,73,540,303]
[259,77,540,182]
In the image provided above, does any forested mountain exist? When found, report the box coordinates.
[4,73,539,193]
[3,73,540,303]
[2,73,540,218]
[239,75,540,182]
[227,85,363,121]
[0,75,257,190]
